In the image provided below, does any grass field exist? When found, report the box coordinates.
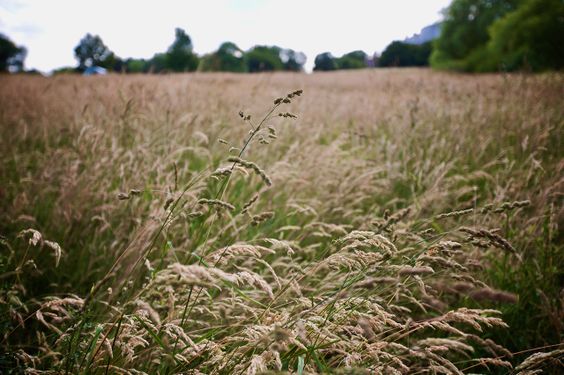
[0,69,562,374]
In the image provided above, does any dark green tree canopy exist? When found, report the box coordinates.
[168,28,194,54]
[199,42,246,72]
[245,46,284,72]
[336,50,368,69]
[74,33,112,70]
[487,0,564,71]
[432,0,563,72]
[313,52,337,71]
[149,53,168,73]
[165,28,199,72]
[0,33,26,72]
[380,41,432,67]
[98,52,124,72]
[431,0,521,71]
[441,0,519,57]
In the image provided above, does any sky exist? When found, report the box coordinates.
[0,0,452,73]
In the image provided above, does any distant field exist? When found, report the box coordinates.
[1,69,562,374]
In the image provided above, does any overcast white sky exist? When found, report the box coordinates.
[0,0,451,72]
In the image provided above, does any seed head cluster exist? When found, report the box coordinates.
[0,72,559,374]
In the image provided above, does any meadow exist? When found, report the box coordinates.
[0,69,562,374]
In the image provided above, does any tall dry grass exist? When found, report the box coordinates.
[0,69,562,373]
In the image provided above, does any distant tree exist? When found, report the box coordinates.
[98,52,124,72]
[74,33,112,71]
[0,33,27,72]
[217,42,246,72]
[313,52,337,71]
[380,41,433,67]
[280,48,306,71]
[52,66,78,75]
[125,58,148,73]
[487,0,564,71]
[197,53,216,72]
[199,42,246,72]
[336,50,367,69]
[148,53,168,73]
[165,28,199,72]
[245,46,284,72]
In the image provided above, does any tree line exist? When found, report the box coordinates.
[68,28,390,74]
[1,0,561,74]
[0,27,435,75]
[57,28,311,74]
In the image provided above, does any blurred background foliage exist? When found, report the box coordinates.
[431,0,564,72]
[1,1,562,73]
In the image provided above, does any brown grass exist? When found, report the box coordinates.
[0,69,562,374]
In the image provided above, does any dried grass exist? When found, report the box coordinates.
[0,70,562,373]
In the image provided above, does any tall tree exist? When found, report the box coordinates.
[74,33,112,71]
[431,0,521,71]
[0,34,27,72]
[165,28,199,72]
